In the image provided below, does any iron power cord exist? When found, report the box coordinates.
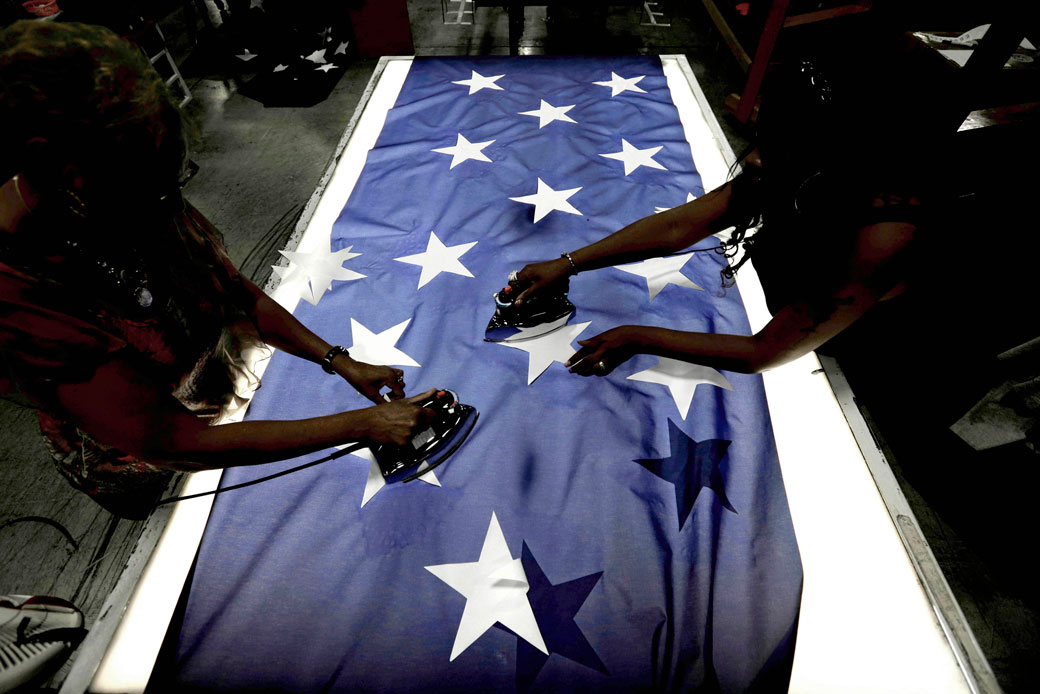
[154,442,367,507]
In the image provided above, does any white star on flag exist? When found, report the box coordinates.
[593,72,647,97]
[628,357,734,419]
[452,70,505,95]
[273,245,365,305]
[509,178,583,223]
[614,253,703,300]
[336,445,440,508]
[426,512,547,661]
[655,192,697,213]
[273,64,288,73]
[519,100,577,128]
[431,133,495,169]
[500,320,590,384]
[600,139,667,176]
[394,232,477,289]
[347,318,420,367]
[335,41,349,55]
[235,49,258,62]
[304,48,327,64]
[315,63,339,73]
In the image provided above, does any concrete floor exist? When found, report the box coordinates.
[2,1,1036,691]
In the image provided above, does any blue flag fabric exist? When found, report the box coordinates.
[170,56,802,692]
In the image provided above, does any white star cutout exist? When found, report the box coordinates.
[600,139,667,176]
[304,48,327,64]
[347,318,420,367]
[452,70,504,95]
[500,320,590,384]
[426,512,547,661]
[235,49,258,62]
[335,41,349,55]
[628,357,734,419]
[315,63,339,73]
[593,72,647,97]
[273,63,288,73]
[509,178,583,223]
[430,133,495,169]
[518,100,577,128]
[614,253,703,300]
[336,445,440,508]
[394,232,477,289]
[273,245,365,305]
[655,192,697,213]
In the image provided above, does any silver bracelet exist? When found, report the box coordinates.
[321,345,349,374]
[561,251,578,275]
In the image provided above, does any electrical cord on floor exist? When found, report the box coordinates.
[153,442,366,507]
[0,516,79,550]
[240,203,304,284]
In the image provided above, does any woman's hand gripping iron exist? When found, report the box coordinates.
[484,271,575,343]
[372,389,478,483]
[152,391,478,506]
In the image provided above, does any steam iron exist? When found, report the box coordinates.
[372,389,478,483]
[484,271,575,343]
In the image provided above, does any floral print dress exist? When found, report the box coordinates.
[1,203,265,519]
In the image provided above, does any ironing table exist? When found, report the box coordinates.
[59,56,990,693]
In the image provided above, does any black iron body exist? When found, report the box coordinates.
[372,389,478,483]
[484,275,574,343]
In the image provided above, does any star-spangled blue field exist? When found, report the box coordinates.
[172,56,802,693]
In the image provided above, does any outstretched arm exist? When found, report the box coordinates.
[514,177,748,303]
[567,221,915,375]
[53,356,435,472]
[236,276,406,402]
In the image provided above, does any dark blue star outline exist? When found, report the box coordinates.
[494,542,608,691]
[635,419,736,530]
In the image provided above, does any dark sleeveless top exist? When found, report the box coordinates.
[730,161,929,317]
